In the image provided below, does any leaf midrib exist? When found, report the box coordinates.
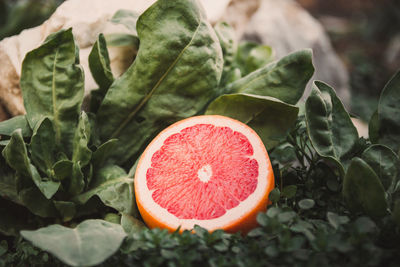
[110,21,202,139]
[52,49,61,144]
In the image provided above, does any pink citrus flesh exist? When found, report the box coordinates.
[134,115,275,234]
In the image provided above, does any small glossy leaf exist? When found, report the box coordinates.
[234,41,258,75]
[29,165,59,199]
[20,28,84,156]
[72,111,92,168]
[52,159,73,181]
[305,81,359,174]
[377,70,400,154]
[361,144,399,192]
[0,115,32,137]
[111,9,139,34]
[269,188,280,203]
[30,117,56,174]
[21,219,126,267]
[343,157,388,218]
[298,199,315,210]
[206,93,299,149]
[89,33,114,92]
[277,211,296,223]
[96,0,223,164]
[282,185,297,199]
[226,49,314,105]
[327,212,349,230]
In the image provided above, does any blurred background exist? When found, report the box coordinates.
[0,0,399,122]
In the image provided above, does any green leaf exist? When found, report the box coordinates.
[72,112,92,168]
[282,185,297,199]
[0,115,32,137]
[20,28,84,156]
[361,144,399,192]
[305,81,359,174]
[89,33,114,92]
[53,201,76,222]
[110,9,139,34]
[2,129,31,177]
[298,199,315,210]
[3,129,60,199]
[30,117,56,174]
[96,0,223,164]
[342,157,388,218]
[327,212,349,230]
[52,159,73,181]
[269,188,280,203]
[368,110,379,144]
[68,162,85,195]
[0,161,20,205]
[18,186,58,217]
[206,93,299,149]
[105,33,140,48]
[226,49,314,105]
[73,166,136,215]
[377,70,400,154]
[234,41,258,76]
[245,45,274,74]
[121,213,145,234]
[214,22,236,86]
[21,219,126,267]
[92,139,118,170]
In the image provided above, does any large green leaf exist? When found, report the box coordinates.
[72,112,92,168]
[18,186,58,217]
[89,33,114,91]
[214,22,237,86]
[3,129,59,199]
[21,219,126,267]
[206,93,299,149]
[0,115,32,137]
[305,81,359,174]
[361,144,399,192]
[20,28,84,156]
[96,0,223,164]
[0,161,20,205]
[225,49,314,105]
[377,70,400,154]
[73,166,136,215]
[342,157,388,218]
[30,117,56,175]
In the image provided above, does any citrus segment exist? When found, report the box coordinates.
[135,115,274,233]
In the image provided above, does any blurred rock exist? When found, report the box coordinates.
[241,0,350,105]
[385,34,400,73]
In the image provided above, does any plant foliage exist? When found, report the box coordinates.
[0,0,399,266]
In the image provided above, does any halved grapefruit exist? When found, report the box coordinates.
[134,115,274,233]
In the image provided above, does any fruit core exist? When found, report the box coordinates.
[146,123,259,220]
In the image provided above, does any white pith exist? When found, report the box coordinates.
[135,115,271,231]
[198,164,212,183]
